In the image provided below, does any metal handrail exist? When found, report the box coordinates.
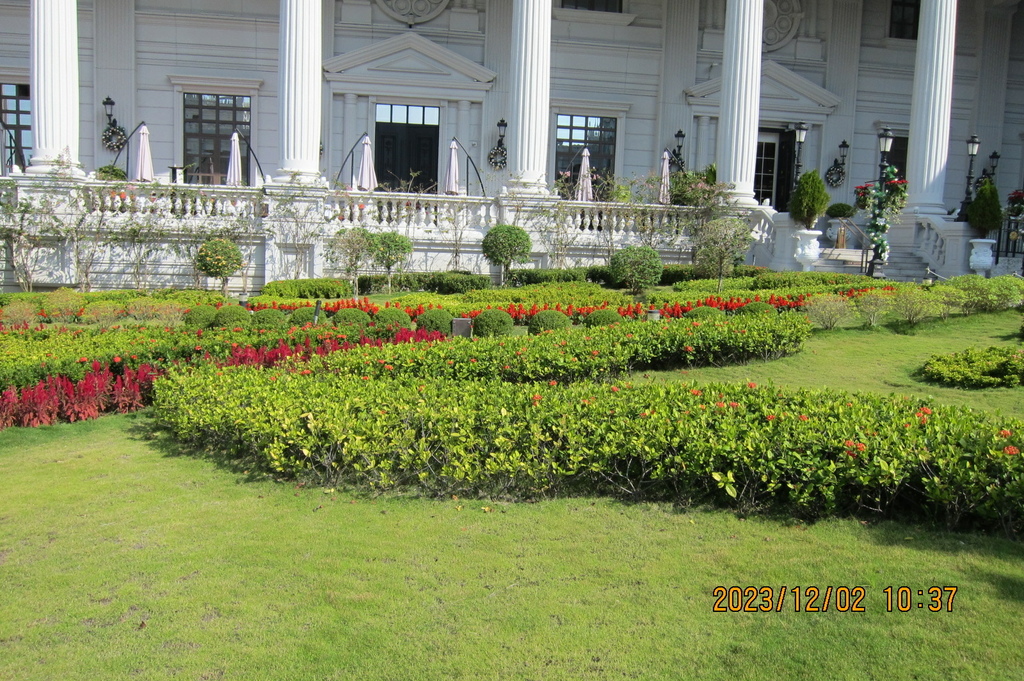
[835,217,872,273]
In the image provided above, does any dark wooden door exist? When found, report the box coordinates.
[376,123,439,192]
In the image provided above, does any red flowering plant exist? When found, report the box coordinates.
[1006,189,1024,217]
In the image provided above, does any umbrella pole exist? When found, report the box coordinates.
[334,133,369,188]
[452,137,487,198]
[112,121,146,172]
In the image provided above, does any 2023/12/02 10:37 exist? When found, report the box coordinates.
[711,586,958,613]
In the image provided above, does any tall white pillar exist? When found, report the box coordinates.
[341,93,359,187]
[696,116,711,170]
[717,0,763,206]
[905,0,957,215]
[275,0,323,183]
[28,0,82,175]
[508,0,551,193]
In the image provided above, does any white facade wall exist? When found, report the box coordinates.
[1,0,1023,291]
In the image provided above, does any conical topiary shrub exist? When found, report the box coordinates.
[789,171,831,230]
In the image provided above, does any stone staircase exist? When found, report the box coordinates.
[813,245,930,283]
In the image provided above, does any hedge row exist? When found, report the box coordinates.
[921,346,1024,389]
[305,314,811,383]
[152,372,1024,533]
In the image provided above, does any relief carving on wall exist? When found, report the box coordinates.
[375,0,451,26]
[763,0,803,52]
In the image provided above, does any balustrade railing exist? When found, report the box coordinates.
[80,182,265,218]
[324,191,498,235]
[559,200,691,238]
[913,217,950,273]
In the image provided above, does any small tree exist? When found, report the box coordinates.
[482,223,532,285]
[326,227,376,297]
[967,178,1003,234]
[789,171,831,229]
[195,238,243,297]
[609,245,662,294]
[691,217,753,292]
[371,231,413,294]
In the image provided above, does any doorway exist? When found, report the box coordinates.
[754,129,796,210]
[374,104,440,192]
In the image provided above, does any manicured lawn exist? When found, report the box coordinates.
[2,414,1024,680]
[645,310,1024,415]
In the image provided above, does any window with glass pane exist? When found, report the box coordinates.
[1,83,32,172]
[562,0,622,12]
[889,0,919,40]
[183,92,251,184]
[555,114,616,199]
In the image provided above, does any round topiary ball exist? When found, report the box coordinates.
[183,305,218,329]
[473,308,514,337]
[251,308,286,328]
[528,309,572,335]
[366,307,411,340]
[415,308,454,335]
[213,304,250,328]
[733,301,776,316]
[609,245,663,294]
[582,308,622,327]
[372,307,412,330]
[333,308,372,332]
[683,305,726,319]
[289,306,318,325]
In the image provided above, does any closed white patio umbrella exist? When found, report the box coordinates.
[133,124,155,182]
[574,147,593,202]
[658,150,671,204]
[356,134,378,191]
[225,131,243,186]
[443,139,460,195]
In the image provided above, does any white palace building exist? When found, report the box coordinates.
[1,0,1022,292]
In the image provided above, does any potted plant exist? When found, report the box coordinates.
[825,202,857,247]
[789,171,831,230]
[96,164,127,181]
[967,178,1003,235]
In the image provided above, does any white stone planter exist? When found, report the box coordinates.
[793,230,823,271]
[968,238,997,276]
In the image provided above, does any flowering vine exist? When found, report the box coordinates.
[854,166,908,260]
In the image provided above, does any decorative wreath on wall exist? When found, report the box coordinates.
[825,161,846,188]
[102,124,128,153]
[487,144,507,170]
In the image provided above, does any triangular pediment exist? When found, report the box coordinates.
[686,61,840,116]
[323,34,496,85]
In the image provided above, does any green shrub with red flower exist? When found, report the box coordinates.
[152,370,1024,534]
[854,166,908,261]
[1006,189,1024,218]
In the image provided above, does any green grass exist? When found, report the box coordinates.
[2,414,1024,680]
[643,310,1024,414]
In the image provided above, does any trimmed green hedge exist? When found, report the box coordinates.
[921,346,1024,388]
[153,371,1024,533]
[261,278,353,299]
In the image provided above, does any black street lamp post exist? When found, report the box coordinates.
[957,135,981,221]
[669,129,685,171]
[792,121,808,191]
[867,127,894,277]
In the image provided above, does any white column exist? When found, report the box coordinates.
[28,0,82,175]
[696,115,711,170]
[508,0,551,193]
[275,0,322,183]
[341,93,358,188]
[717,0,763,206]
[905,0,957,215]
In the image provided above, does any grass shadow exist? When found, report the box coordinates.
[122,410,270,484]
